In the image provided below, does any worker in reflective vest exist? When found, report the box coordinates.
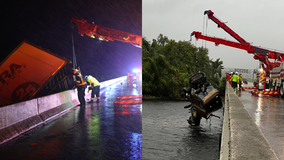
[85,75,100,103]
[239,73,243,90]
[73,69,86,107]
[128,72,134,87]
[230,72,239,92]
[127,71,130,84]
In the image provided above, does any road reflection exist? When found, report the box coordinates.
[239,83,284,159]
[0,78,142,160]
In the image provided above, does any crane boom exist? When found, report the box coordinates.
[191,31,269,55]
[192,10,284,72]
[199,10,284,96]
[204,10,250,45]
[71,17,142,47]
[190,31,281,72]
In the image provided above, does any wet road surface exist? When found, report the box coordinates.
[240,83,284,160]
[0,76,142,160]
[142,100,223,160]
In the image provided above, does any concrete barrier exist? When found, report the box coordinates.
[84,76,126,100]
[0,76,126,147]
[38,89,79,124]
[0,99,43,146]
[220,82,278,160]
[100,76,126,88]
[220,83,230,160]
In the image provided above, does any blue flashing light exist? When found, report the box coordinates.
[133,69,138,73]
[132,68,142,73]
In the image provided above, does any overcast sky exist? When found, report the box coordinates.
[142,0,284,70]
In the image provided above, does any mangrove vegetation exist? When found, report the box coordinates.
[142,34,225,99]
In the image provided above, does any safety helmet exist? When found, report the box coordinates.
[73,69,79,75]
[233,71,235,74]
[239,73,242,75]
[84,75,89,80]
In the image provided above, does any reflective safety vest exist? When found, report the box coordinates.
[230,74,239,83]
[87,76,100,87]
[239,75,243,82]
[75,73,86,87]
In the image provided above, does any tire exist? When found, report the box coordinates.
[193,115,201,126]
[188,113,201,126]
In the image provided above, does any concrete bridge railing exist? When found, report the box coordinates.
[0,76,125,147]
[220,81,278,160]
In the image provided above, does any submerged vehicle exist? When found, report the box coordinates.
[183,71,223,126]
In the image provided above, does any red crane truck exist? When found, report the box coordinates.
[191,10,284,97]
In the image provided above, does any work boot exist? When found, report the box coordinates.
[96,99,99,103]
[88,100,94,103]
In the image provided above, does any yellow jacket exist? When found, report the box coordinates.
[230,74,239,83]
[86,76,100,87]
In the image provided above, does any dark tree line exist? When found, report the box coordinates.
[142,34,225,99]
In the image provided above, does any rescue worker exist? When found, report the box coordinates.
[229,72,233,86]
[127,71,130,83]
[230,71,239,92]
[226,73,231,86]
[239,73,243,90]
[236,72,239,90]
[85,75,100,103]
[73,69,86,107]
[128,72,134,87]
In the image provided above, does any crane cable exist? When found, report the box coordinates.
[71,29,77,69]
[202,14,208,48]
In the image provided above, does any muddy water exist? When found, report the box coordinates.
[142,100,223,160]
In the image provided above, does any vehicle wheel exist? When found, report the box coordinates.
[193,115,201,126]
[188,114,201,126]
[280,85,284,98]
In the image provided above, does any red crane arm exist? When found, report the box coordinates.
[197,10,284,73]
[190,31,282,71]
[71,17,142,47]
[204,10,250,46]
[191,31,269,55]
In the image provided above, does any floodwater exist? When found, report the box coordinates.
[0,77,142,160]
[239,85,284,160]
[142,100,223,160]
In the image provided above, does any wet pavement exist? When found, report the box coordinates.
[239,83,284,160]
[0,76,142,160]
[142,100,223,160]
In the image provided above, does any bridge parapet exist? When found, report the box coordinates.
[0,76,125,147]
[220,81,278,160]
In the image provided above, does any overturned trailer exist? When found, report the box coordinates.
[183,71,223,126]
[0,41,74,107]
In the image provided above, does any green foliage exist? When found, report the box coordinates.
[218,77,227,96]
[143,34,224,99]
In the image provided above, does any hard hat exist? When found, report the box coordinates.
[84,75,89,80]
[73,69,79,75]
[239,73,242,75]
[233,71,235,74]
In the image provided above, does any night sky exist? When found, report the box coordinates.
[1,0,142,82]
